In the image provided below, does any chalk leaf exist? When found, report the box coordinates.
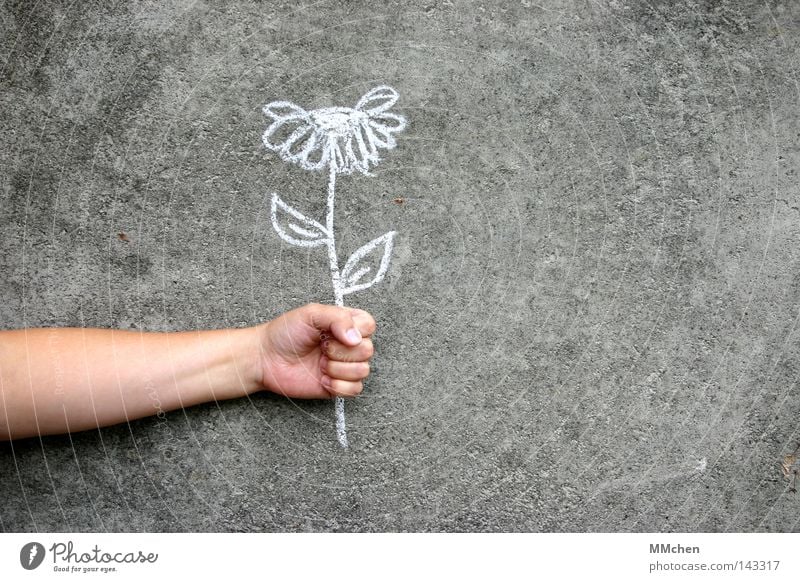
[340,231,396,295]
[270,193,328,247]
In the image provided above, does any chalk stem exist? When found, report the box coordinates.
[325,161,348,448]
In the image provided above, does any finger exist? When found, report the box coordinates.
[322,338,374,362]
[322,358,370,381]
[306,303,362,346]
[348,308,377,338]
[321,376,363,398]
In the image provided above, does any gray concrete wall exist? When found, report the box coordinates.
[1,0,799,531]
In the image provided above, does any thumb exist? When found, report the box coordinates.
[304,303,362,347]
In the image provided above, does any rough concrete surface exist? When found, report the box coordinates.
[1,0,799,532]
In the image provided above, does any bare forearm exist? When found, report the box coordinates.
[0,326,262,440]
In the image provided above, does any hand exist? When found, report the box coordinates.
[257,303,377,399]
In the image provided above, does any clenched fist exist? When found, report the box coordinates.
[257,303,377,399]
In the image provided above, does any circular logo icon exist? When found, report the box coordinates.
[20,542,45,570]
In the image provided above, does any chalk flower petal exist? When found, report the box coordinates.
[263,101,308,121]
[355,85,399,115]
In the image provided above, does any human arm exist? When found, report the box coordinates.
[0,303,376,440]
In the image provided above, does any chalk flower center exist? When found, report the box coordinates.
[312,107,366,137]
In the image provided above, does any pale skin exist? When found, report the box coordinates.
[0,303,376,441]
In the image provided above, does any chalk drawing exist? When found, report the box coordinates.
[263,86,407,447]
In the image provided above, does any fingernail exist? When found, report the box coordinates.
[319,355,328,371]
[321,374,332,388]
[346,328,362,344]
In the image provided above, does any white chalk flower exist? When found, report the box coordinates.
[262,85,406,175]
[263,85,407,448]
